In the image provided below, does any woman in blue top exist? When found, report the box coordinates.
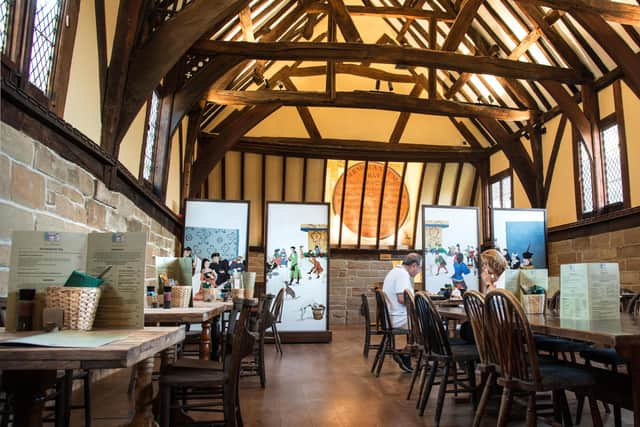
[451,252,470,291]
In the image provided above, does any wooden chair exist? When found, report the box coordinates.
[414,292,479,425]
[360,293,383,358]
[266,287,284,355]
[484,289,603,427]
[463,290,500,427]
[370,288,410,377]
[241,294,274,388]
[159,299,257,427]
[404,290,425,401]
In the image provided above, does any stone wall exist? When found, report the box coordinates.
[548,225,640,293]
[0,122,178,296]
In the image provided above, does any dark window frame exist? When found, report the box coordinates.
[140,90,162,188]
[489,168,513,209]
[1,0,79,116]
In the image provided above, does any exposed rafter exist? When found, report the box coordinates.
[306,3,456,21]
[190,41,590,83]
[206,89,536,121]
[441,0,483,52]
[514,0,640,26]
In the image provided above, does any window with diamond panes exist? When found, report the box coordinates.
[490,173,512,209]
[602,124,623,206]
[0,0,12,54]
[578,142,594,214]
[142,92,161,182]
[28,0,63,95]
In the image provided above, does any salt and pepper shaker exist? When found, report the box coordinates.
[163,286,172,308]
[17,289,36,331]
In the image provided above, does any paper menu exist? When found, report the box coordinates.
[502,269,548,300]
[6,231,146,331]
[560,263,620,320]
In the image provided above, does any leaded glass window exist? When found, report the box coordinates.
[602,124,623,205]
[142,92,161,182]
[28,0,63,94]
[0,0,12,54]
[490,173,512,209]
[579,142,593,214]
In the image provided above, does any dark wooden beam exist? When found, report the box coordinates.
[393,162,408,249]
[411,162,427,248]
[570,10,640,99]
[189,103,282,195]
[115,0,250,145]
[328,0,362,42]
[94,0,107,111]
[451,162,463,205]
[306,3,456,21]
[100,0,146,157]
[389,84,423,143]
[327,12,337,99]
[190,41,590,83]
[434,162,445,205]
[289,63,416,82]
[281,77,321,140]
[209,135,487,162]
[515,0,640,26]
[441,0,483,52]
[375,162,389,249]
[357,161,369,248]
[448,117,483,149]
[181,107,202,204]
[428,16,437,98]
[613,80,631,210]
[206,89,535,121]
[529,121,545,207]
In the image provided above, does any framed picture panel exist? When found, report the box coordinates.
[184,200,250,291]
[422,205,480,293]
[265,202,331,343]
[491,208,547,269]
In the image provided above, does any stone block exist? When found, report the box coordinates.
[0,244,10,267]
[355,269,385,278]
[610,230,625,247]
[86,199,107,230]
[624,227,640,245]
[126,217,145,233]
[580,249,601,262]
[47,194,86,224]
[35,213,66,231]
[571,237,591,250]
[1,123,34,165]
[346,296,362,309]
[106,210,126,232]
[351,287,374,296]
[557,252,578,264]
[62,186,84,204]
[626,258,640,271]
[0,203,34,239]
[618,244,640,259]
[64,222,91,232]
[66,167,95,197]
[329,287,347,297]
[35,144,66,181]
[0,269,8,297]
[589,233,611,249]
[549,240,572,253]
[621,271,640,285]
[95,181,118,208]
[0,155,10,199]
[11,163,45,209]
[597,248,618,260]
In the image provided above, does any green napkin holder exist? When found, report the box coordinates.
[64,271,104,288]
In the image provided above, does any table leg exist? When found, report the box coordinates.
[129,357,157,427]
[160,345,176,373]
[200,319,212,360]
[211,316,220,361]
[3,370,57,427]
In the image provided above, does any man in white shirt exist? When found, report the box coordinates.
[382,252,422,329]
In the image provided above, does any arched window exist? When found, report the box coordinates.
[141,91,161,183]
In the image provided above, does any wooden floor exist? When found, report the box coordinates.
[71,325,633,426]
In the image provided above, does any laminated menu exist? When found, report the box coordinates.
[560,263,620,320]
[6,231,147,331]
[502,269,548,300]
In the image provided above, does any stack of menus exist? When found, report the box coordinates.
[6,231,147,331]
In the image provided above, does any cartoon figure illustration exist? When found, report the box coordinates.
[313,245,321,256]
[451,252,471,291]
[501,248,512,266]
[511,253,521,269]
[285,283,297,299]
[521,245,534,269]
[435,253,448,275]
[280,248,288,268]
[288,246,301,285]
[273,249,282,267]
[307,256,324,279]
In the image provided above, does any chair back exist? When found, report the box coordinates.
[360,293,372,325]
[271,287,285,323]
[485,289,541,385]
[224,299,257,426]
[404,289,423,346]
[627,293,640,317]
[414,292,451,357]
[547,290,560,315]
[374,288,394,332]
[256,294,275,339]
[463,290,496,365]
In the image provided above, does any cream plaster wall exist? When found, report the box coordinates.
[543,116,577,227]
[621,82,640,208]
[118,104,146,175]
[598,84,615,119]
[63,0,101,143]
[490,151,509,175]
[165,129,181,214]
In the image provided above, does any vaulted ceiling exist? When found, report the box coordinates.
[101,0,640,208]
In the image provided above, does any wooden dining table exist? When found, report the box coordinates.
[437,306,640,426]
[0,326,185,427]
[144,300,232,360]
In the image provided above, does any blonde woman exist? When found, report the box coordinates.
[479,248,509,293]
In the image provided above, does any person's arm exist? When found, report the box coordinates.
[396,293,405,305]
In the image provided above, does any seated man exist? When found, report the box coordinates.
[382,252,422,372]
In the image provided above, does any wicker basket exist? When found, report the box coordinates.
[522,294,545,315]
[311,305,326,320]
[45,286,101,331]
[171,286,192,308]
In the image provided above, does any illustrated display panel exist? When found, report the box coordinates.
[265,203,330,332]
[492,208,547,269]
[422,206,480,293]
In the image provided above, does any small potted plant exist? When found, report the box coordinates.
[520,284,546,314]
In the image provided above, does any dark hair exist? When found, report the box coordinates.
[201,258,210,270]
[402,252,422,267]
[184,246,192,252]
[211,252,220,258]
[455,253,464,263]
